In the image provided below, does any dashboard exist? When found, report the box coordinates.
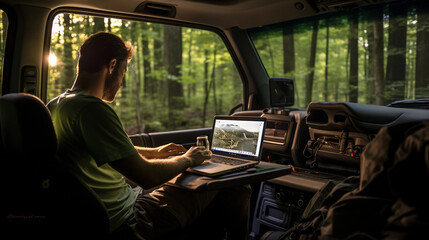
[235,101,429,176]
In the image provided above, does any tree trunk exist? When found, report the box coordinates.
[305,20,319,106]
[373,7,385,105]
[349,13,359,103]
[131,23,143,133]
[93,17,105,33]
[283,24,295,76]
[107,18,112,32]
[62,14,74,89]
[84,16,91,36]
[119,21,128,96]
[0,12,7,74]
[202,49,210,127]
[366,15,375,104]
[1,12,7,52]
[131,62,143,133]
[219,65,224,113]
[212,43,218,114]
[163,25,184,128]
[153,24,164,107]
[187,30,193,106]
[141,23,152,99]
[324,22,329,101]
[268,37,275,76]
[415,2,429,98]
[385,4,407,104]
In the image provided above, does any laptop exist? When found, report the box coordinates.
[187,115,266,177]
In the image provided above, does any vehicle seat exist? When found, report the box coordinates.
[0,93,110,239]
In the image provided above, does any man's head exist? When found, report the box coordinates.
[77,32,133,101]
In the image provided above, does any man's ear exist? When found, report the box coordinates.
[108,58,117,74]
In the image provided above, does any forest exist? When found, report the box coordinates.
[47,14,242,134]
[250,2,429,108]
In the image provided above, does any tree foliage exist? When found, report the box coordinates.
[250,2,429,107]
[0,10,8,93]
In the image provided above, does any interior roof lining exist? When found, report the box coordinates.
[4,0,319,29]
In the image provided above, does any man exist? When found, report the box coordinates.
[47,32,251,239]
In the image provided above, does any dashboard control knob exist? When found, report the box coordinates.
[275,192,285,201]
[297,199,305,208]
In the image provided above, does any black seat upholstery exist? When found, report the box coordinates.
[0,93,110,239]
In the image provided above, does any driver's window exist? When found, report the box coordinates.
[47,13,243,134]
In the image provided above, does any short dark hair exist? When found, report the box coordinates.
[78,32,133,73]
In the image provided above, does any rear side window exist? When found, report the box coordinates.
[47,13,242,134]
[0,10,8,92]
[249,1,429,107]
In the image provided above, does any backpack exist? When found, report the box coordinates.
[262,121,429,240]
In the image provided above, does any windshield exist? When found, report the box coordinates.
[249,1,429,108]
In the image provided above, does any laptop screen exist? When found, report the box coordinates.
[210,117,266,160]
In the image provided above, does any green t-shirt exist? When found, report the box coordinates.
[47,89,138,232]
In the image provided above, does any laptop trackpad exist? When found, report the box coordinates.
[192,161,223,170]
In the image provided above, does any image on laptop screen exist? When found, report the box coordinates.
[211,118,265,159]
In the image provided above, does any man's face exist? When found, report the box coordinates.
[103,60,127,102]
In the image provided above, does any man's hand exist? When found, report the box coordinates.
[183,146,211,167]
[154,143,187,158]
[110,146,212,189]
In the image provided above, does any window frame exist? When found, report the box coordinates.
[41,7,248,112]
[0,3,17,95]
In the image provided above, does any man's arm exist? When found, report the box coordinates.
[109,146,209,189]
[135,143,187,159]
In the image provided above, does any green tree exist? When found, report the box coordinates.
[385,4,407,103]
[373,7,385,105]
[283,24,295,76]
[141,22,153,99]
[415,2,429,98]
[93,17,105,33]
[163,25,184,128]
[324,20,330,101]
[305,20,319,106]
[62,14,75,89]
[348,12,359,103]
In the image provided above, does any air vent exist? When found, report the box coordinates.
[307,109,328,124]
[135,1,176,18]
[334,114,346,123]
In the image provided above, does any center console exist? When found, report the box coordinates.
[261,108,309,167]
[250,167,344,239]
[250,108,347,239]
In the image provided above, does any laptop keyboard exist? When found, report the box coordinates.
[211,156,247,165]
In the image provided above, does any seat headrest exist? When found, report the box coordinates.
[0,93,57,157]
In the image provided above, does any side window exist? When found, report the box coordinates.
[0,10,8,92]
[250,3,429,107]
[47,13,242,134]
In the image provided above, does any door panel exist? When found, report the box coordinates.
[150,128,212,149]
[129,133,152,147]
[130,128,212,149]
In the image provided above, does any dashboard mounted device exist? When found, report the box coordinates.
[262,78,311,165]
[269,78,294,108]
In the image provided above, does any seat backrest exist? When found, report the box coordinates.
[0,93,110,239]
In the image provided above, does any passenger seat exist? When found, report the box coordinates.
[0,93,110,239]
